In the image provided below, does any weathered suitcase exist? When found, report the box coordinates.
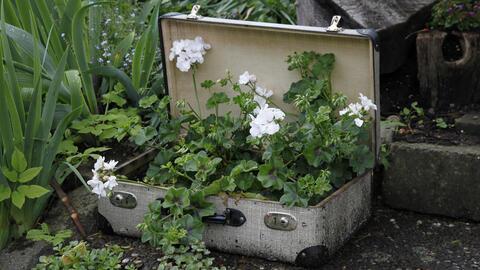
[98,9,380,268]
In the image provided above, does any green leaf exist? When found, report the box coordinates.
[206,92,230,110]
[178,214,204,241]
[219,176,236,192]
[162,187,190,216]
[349,145,374,175]
[200,80,216,89]
[133,126,157,146]
[17,185,50,199]
[303,140,333,168]
[11,191,25,208]
[11,148,28,172]
[1,168,18,182]
[0,185,11,202]
[18,167,43,183]
[230,160,258,176]
[89,66,140,106]
[257,164,285,190]
[189,191,215,218]
[279,182,309,208]
[139,95,158,108]
[235,173,256,191]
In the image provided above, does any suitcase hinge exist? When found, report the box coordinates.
[327,15,343,32]
[187,5,201,20]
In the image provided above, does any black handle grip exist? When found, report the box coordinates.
[201,208,246,227]
[202,214,226,224]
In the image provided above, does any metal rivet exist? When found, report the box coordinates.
[280,217,289,227]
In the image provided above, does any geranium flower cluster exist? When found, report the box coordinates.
[238,71,285,138]
[87,156,119,197]
[169,36,211,72]
[339,93,377,127]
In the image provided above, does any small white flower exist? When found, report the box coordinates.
[169,36,211,72]
[347,103,363,117]
[92,181,107,197]
[87,173,107,197]
[359,93,377,111]
[103,160,118,171]
[238,71,256,85]
[253,95,267,114]
[93,156,105,172]
[339,107,349,116]
[100,40,108,46]
[249,104,285,138]
[255,86,273,98]
[104,175,118,190]
[354,118,364,127]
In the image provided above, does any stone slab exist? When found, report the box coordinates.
[456,113,480,136]
[383,142,480,221]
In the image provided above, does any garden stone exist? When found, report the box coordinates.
[0,187,97,269]
[296,0,436,73]
[383,142,480,221]
[456,113,480,136]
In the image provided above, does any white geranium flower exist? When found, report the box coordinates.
[169,36,211,72]
[339,107,349,116]
[249,104,285,138]
[104,175,118,190]
[92,181,107,197]
[103,160,118,171]
[354,118,364,127]
[255,86,273,98]
[93,156,105,172]
[238,71,256,85]
[347,103,363,117]
[87,173,107,197]
[359,93,377,111]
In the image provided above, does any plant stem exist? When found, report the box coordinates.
[192,66,202,119]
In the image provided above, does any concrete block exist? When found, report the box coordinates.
[383,142,480,221]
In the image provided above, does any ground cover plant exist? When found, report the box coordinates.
[430,0,480,31]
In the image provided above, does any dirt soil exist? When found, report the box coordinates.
[393,110,480,146]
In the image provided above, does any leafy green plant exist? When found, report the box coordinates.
[26,223,72,247]
[0,6,81,248]
[159,0,296,25]
[32,241,137,270]
[400,101,425,132]
[434,117,449,129]
[430,0,480,31]
[156,240,225,270]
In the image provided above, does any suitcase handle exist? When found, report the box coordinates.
[202,208,246,227]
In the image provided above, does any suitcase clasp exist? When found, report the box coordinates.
[327,15,342,32]
[187,5,201,20]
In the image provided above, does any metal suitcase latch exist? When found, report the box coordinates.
[187,5,201,20]
[327,15,342,32]
[264,212,297,231]
[110,191,137,209]
[202,208,246,227]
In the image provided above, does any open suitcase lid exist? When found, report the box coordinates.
[159,9,380,159]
